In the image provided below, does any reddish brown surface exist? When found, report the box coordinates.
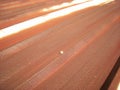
[109,68,120,90]
[0,0,71,29]
[0,0,120,90]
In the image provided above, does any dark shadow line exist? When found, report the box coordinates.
[100,56,120,90]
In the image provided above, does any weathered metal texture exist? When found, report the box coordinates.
[108,63,120,90]
[0,0,71,21]
[0,0,120,90]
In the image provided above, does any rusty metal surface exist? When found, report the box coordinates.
[0,0,71,21]
[109,66,120,90]
[0,0,120,90]
[101,57,120,90]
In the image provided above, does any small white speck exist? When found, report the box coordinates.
[60,51,64,54]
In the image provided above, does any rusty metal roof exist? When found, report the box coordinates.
[0,0,120,90]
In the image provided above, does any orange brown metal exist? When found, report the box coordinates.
[0,0,120,90]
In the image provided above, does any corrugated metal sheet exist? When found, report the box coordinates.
[0,0,120,90]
